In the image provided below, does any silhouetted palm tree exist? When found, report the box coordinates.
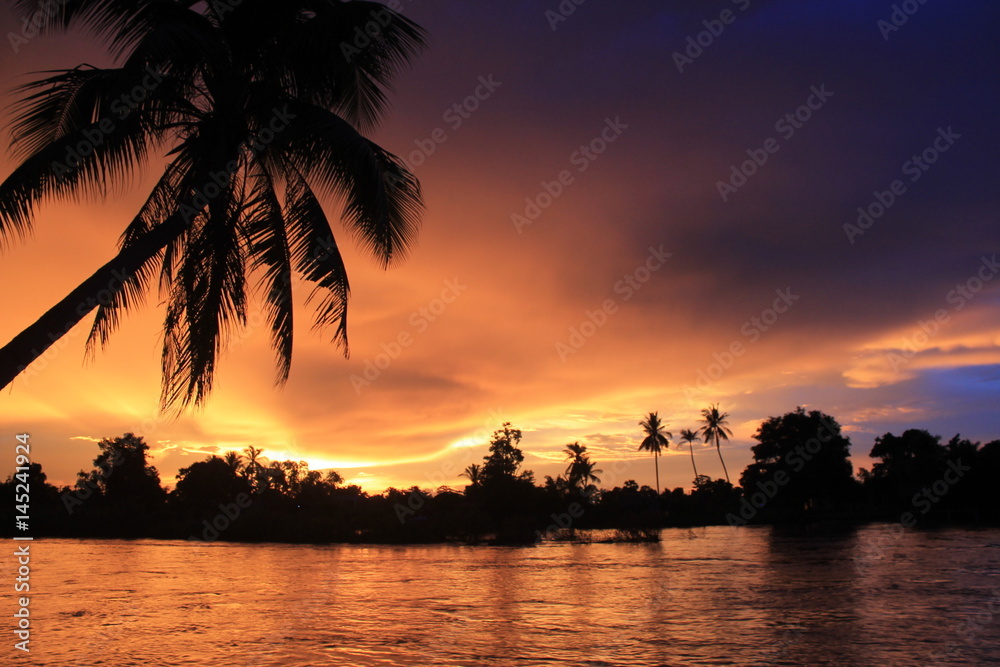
[564,442,601,491]
[638,412,671,496]
[243,445,266,492]
[678,428,700,481]
[0,0,426,408]
[543,474,571,496]
[223,451,243,475]
[564,442,586,485]
[700,404,734,483]
[573,458,602,489]
[266,461,289,494]
[461,464,482,486]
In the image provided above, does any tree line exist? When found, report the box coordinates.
[3,406,998,544]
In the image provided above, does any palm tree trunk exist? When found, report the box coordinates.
[0,215,185,390]
[654,451,660,496]
[688,444,699,480]
[715,435,730,483]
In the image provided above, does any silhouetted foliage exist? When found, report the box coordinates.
[678,428,701,483]
[638,412,671,496]
[69,433,167,536]
[465,423,545,542]
[700,404,733,484]
[480,423,531,482]
[173,455,251,515]
[738,408,857,521]
[563,442,601,497]
[4,414,998,544]
[0,0,427,405]
[858,430,988,522]
[0,462,67,535]
[866,429,947,503]
[970,440,1000,520]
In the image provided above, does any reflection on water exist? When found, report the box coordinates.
[22,525,1000,665]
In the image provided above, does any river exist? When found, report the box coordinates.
[15,524,1000,665]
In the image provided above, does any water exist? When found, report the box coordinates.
[15,525,1000,665]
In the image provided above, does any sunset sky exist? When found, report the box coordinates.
[1,0,998,494]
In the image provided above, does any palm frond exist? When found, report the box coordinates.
[13,0,167,59]
[283,167,350,354]
[276,102,422,267]
[0,65,179,244]
[288,1,427,132]
[244,168,294,384]
[161,177,248,409]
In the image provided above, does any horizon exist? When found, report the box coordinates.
[13,409,999,496]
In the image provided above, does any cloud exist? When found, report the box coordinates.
[0,1,997,493]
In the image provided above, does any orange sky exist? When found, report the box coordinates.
[1,1,998,493]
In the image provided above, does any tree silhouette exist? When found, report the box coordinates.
[638,412,671,496]
[543,474,571,497]
[243,446,267,493]
[174,455,250,514]
[740,407,855,515]
[466,423,540,541]
[700,404,733,484]
[564,442,601,492]
[869,429,946,485]
[0,1,426,407]
[481,423,531,483]
[1,462,65,535]
[678,428,701,482]
[81,433,164,507]
[461,463,482,486]
[223,451,243,475]
[564,442,587,460]
[264,461,290,496]
[866,429,948,508]
[573,459,602,491]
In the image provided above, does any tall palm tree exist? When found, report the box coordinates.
[0,0,426,408]
[678,428,700,481]
[700,404,734,484]
[638,412,671,496]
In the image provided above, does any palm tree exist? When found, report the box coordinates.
[563,442,601,491]
[266,461,289,495]
[700,404,734,484]
[572,458,602,490]
[563,441,587,488]
[461,463,482,486]
[678,428,700,482]
[0,0,426,408]
[638,412,671,496]
[222,451,243,475]
[243,445,266,492]
[564,442,587,460]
